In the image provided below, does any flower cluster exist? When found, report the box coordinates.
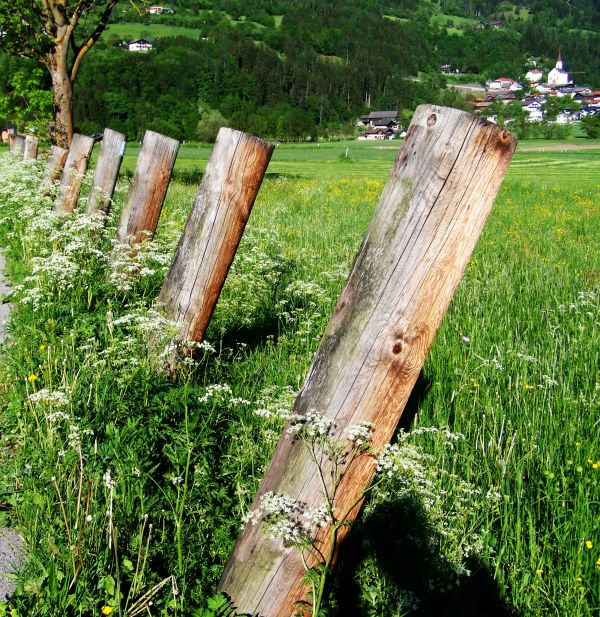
[242,491,331,545]
[287,409,337,439]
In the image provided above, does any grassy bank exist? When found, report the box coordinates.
[0,149,598,616]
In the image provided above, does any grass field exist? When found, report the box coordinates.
[105,22,205,41]
[118,137,600,188]
[0,138,598,615]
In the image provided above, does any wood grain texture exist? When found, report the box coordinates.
[42,146,69,196]
[55,134,95,213]
[86,128,126,215]
[157,128,273,342]
[218,105,516,616]
[116,130,179,244]
[24,135,39,160]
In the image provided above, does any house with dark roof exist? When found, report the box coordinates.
[127,39,153,52]
[358,111,399,130]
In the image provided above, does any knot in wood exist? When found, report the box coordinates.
[392,340,403,355]
[427,113,437,127]
[500,129,511,144]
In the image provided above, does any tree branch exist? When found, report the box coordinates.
[69,0,117,82]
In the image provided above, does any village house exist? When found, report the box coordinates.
[526,69,543,83]
[358,110,400,131]
[147,6,174,14]
[127,39,153,52]
[357,128,395,141]
[488,77,523,91]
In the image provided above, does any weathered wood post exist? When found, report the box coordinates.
[86,128,126,215]
[24,135,39,160]
[115,130,179,244]
[55,134,95,213]
[42,145,69,195]
[9,132,25,156]
[157,128,273,343]
[7,129,17,153]
[218,105,516,616]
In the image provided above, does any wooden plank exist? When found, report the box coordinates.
[24,135,39,160]
[116,130,179,244]
[86,128,126,215]
[42,146,69,196]
[157,128,273,343]
[218,105,517,616]
[55,134,95,213]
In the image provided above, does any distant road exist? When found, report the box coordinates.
[519,143,600,152]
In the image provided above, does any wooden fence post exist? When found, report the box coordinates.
[7,130,16,153]
[115,130,179,244]
[55,134,95,213]
[157,128,273,343]
[9,132,25,156]
[218,105,516,616]
[24,135,39,160]
[86,128,126,215]
[42,145,69,196]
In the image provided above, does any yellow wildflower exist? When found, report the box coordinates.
[575,577,583,583]
[585,540,593,550]
[39,344,46,351]
[535,569,543,578]
[27,374,37,382]
[101,607,113,616]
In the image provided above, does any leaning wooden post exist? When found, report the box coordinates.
[55,133,95,213]
[115,130,179,244]
[218,105,516,616]
[42,145,69,195]
[157,128,273,342]
[86,128,126,215]
[11,133,25,156]
[24,135,39,160]
[7,129,17,153]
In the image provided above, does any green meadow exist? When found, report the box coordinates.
[118,137,600,188]
[0,137,598,615]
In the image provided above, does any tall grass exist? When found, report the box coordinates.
[0,152,597,616]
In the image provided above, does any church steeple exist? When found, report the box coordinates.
[556,50,563,70]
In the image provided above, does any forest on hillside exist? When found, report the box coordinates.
[1,0,600,141]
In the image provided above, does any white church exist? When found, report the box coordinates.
[548,52,571,86]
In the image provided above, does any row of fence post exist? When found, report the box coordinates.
[7,107,515,616]
[7,129,39,160]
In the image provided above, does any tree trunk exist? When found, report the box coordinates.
[48,42,74,149]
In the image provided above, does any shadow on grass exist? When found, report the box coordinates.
[328,493,520,617]
[325,372,520,617]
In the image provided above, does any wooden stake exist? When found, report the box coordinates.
[157,128,273,343]
[86,128,126,215]
[116,130,179,244]
[24,135,39,160]
[55,134,95,213]
[10,133,25,156]
[218,105,516,616]
[42,145,69,196]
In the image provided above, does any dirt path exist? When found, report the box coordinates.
[0,250,10,343]
[0,249,24,602]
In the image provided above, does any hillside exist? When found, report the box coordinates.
[2,0,600,141]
